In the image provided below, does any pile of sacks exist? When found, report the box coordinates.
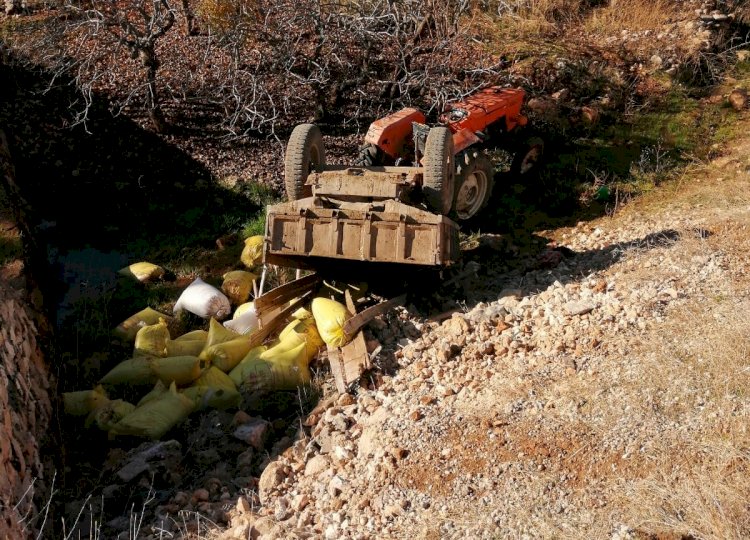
[63,236,356,441]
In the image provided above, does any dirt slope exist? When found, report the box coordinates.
[215,103,750,539]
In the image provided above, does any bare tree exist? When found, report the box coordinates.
[14,0,178,132]
[198,0,493,136]
[80,0,176,131]
[180,0,195,36]
[5,0,500,138]
[4,0,22,15]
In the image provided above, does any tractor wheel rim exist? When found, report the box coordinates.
[456,170,487,219]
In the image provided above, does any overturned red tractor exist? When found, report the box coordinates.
[265,87,542,269]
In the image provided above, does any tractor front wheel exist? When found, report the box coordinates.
[284,123,326,201]
[353,143,383,167]
[422,126,455,215]
[453,153,494,221]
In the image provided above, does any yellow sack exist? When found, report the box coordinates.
[279,318,323,362]
[165,337,205,357]
[311,297,352,347]
[175,329,208,342]
[137,380,168,407]
[240,341,310,392]
[228,345,268,387]
[200,337,254,372]
[234,302,255,319]
[109,382,194,440]
[100,357,157,386]
[133,317,170,358]
[204,318,241,350]
[86,399,136,431]
[222,302,258,335]
[118,261,166,283]
[151,355,204,386]
[113,307,172,342]
[63,385,109,416]
[167,329,209,356]
[292,306,313,320]
[241,235,264,268]
[221,270,257,305]
[182,367,241,410]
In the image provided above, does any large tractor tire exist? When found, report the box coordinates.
[422,126,455,215]
[453,153,494,221]
[284,123,326,201]
[511,136,544,176]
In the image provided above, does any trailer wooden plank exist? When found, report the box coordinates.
[327,290,396,394]
[254,273,320,312]
[248,293,311,348]
[342,294,406,336]
[326,345,349,394]
[340,331,370,386]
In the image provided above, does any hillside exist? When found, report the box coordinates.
[232,102,750,540]
[1,1,750,539]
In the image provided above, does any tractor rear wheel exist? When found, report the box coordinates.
[422,126,455,215]
[453,153,494,221]
[511,136,544,176]
[284,123,326,201]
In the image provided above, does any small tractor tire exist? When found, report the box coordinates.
[453,153,494,221]
[511,136,544,176]
[284,123,326,201]
[422,126,455,215]
[354,143,382,167]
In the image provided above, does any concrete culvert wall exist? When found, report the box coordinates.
[0,284,53,539]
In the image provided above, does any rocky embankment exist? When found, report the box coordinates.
[210,129,750,539]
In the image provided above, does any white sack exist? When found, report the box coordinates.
[173,277,231,320]
[223,307,259,335]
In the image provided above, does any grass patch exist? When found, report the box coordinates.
[583,0,679,35]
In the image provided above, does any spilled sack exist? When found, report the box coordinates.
[223,305,259,335]
[151,355,204,386]
[133,317,170,358]
[114,307,172,342]
[200,337,254,372]
[241,235,264,268]
[166,329,209,356]
[311,297,352,347]
[221,270,256,305]
[173,277,231,320]
[279,317,323,362]
[182,367,241,410]
[109,382,195,440]
[228,345,268,387]
[137,380,168,407]
[100,357,157,386]
[204,317,241,349]
[86,399,136,432]
[165,337,205,357]
[63,385,110,416]
[118,261,166,283]
[234,302,256,319]
[236,340,311,393]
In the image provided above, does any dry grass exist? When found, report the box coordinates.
[610,297,750,540]
[583,0,680,35]
[466,0,586,49]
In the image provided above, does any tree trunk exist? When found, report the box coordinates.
[4,0,22,15]
[181,0,195,36]
[139,46,167,133]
